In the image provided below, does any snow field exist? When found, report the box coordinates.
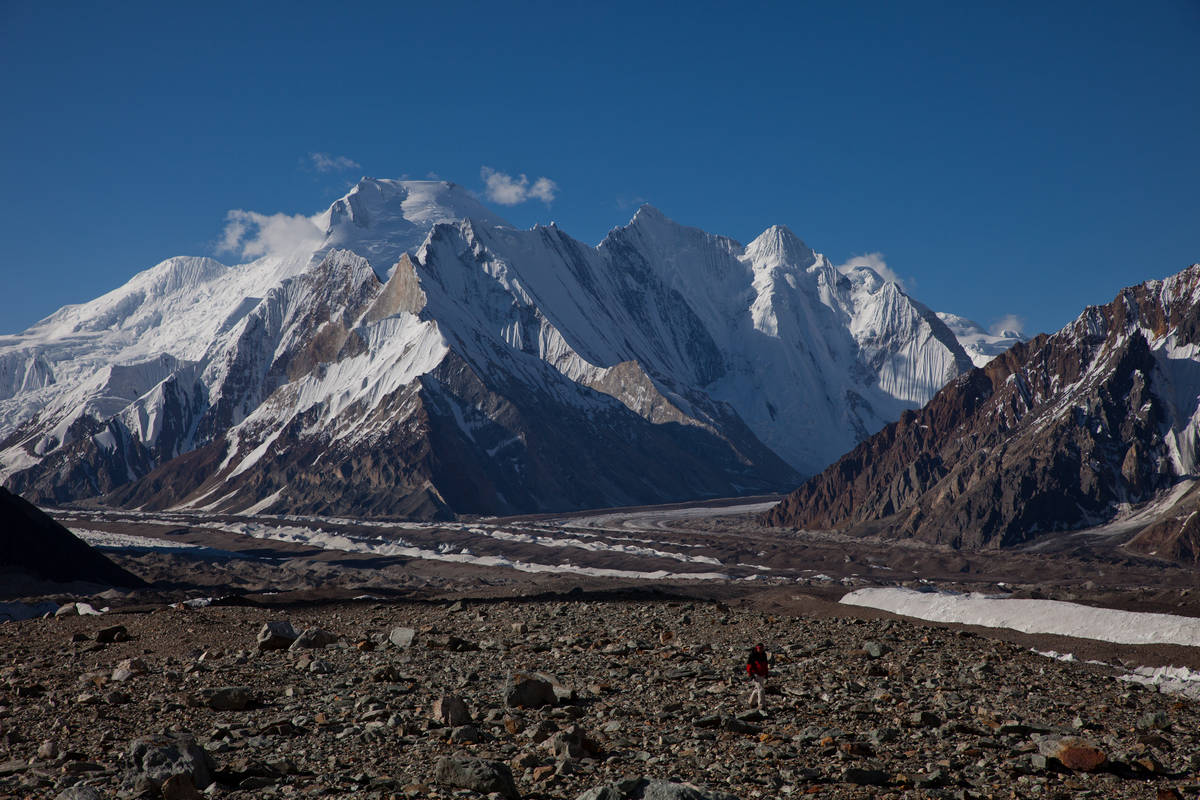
[840,587,1200,647]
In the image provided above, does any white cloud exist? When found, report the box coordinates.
[309,152,361,173]
[217,209,325,261]
[528,177,557,202]
[990,314,1026,337]
[834,251,906,288]
[480,166,558,205]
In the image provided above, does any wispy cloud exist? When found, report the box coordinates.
[834,251,906,289]
[480,166,558,205]
[218,209,324,261]
[616,194,650,210]
[308,152,361,173]
[990,314,1026,337]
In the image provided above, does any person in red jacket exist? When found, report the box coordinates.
[746,643,769,709]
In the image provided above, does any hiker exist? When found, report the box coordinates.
[746,643,769,709]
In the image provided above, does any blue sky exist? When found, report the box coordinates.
[2,1,1197,337]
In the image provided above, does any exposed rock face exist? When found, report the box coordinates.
[764,264,1200,553]
[0,487,145,589]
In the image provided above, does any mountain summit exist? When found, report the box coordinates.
[315,179,511,278]
[2,179,983,518]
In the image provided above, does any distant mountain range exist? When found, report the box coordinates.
[1,178,1017,518]
[765,264,1200,563]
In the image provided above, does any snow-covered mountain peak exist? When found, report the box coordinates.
[629,203,668,225]
[313,179,512,280]
[842,264,888,294]
[745,225,817,272]
[332,178,509,230]
[0,177,1011,518]
[25,255,232,340]
[936,312,1026,368]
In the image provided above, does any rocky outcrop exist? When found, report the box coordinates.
[764,264,1200,553]
[0,487,145,589]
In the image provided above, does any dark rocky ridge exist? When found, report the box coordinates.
[0,487,145,589]
[764,264,1200,556]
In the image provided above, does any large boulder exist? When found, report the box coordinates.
[389,626,416,648]
[289,627,339,650]
[504,671,557,709]
[433,755,519,799]
[577,778,740,800]
[256,621,298,651]
[202,686,254,711]
[1037,736,1108,772]
[125,733,215,791]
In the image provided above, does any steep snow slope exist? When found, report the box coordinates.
[1,178,981,516]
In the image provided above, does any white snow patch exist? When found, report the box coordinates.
[241,488,286,515]
[841,587,1200,646]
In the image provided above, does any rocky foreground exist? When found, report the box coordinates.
[3,594,1199,800]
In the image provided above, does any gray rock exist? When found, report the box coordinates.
[546,724,599,759]
[433,755,519,799]
[289,627,338,650]
[55,788,103,800]
[1137,710,1170,730]
[576,778,740,799]
[257,621,298,651]
[862,641,889,659]
[448,724,482,743]
[126,733,215,790]
[388,627,416,648]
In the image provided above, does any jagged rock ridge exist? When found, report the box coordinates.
[764,264,1200,560]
